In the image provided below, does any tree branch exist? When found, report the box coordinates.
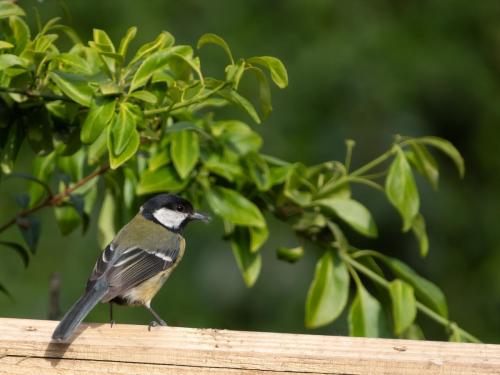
[0,86,71,102]
[0,164,109,234]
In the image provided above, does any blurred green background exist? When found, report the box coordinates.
[1,0,500,343]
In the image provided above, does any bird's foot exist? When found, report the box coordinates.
[148,321,157,331]
[158,318,167,326]
[148,319,167,331]
[110,319,115,328]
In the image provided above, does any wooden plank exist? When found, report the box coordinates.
[0,357,310,375]
[0,318,499,374]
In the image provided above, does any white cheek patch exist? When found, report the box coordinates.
[153,208,188,230]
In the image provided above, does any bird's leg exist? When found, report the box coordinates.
[145,305,167,330]
[109,303,115,328]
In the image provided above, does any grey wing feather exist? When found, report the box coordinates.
[100,236,181,301]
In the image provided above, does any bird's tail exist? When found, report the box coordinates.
[52,279,108,343]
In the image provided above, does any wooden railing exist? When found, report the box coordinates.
[0,318,498,374]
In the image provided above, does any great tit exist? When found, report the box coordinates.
[52,193,209,342]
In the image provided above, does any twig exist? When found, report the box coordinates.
[0,87,71,102]
[47,272,61,320]
[0,164,109,234]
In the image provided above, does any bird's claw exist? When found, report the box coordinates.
[148,319,167,331]
[110,320,115,328]
[148,321,157,331]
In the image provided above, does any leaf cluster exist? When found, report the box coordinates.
[0,2,475,342]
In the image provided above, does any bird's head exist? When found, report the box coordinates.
[140,194,210,231]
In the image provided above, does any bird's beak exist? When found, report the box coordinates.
[190,211,211,222]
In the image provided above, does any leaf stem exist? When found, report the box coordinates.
[350,148,395,178]
[0,164,109,234]
[341,253,480,343]
[344,139,356,173]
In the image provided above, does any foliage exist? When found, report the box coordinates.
[0,1,477,341]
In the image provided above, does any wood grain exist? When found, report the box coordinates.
[0,318,499,374]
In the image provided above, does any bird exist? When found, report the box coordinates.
[52,193,209,342]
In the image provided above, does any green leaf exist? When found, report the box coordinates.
[211,120,262,155]
[108,103,139,169]
[165,121,201,134]
[51,24,81,45]
[225,60,246,88]
[129,90,158,104]
[305,251,349,328]
[202,154,243,182]
[0,53,28,69]
[248,66,272,119]
[277,246,304,263]
[315,198,377,238]
[389,279,417,335]
[98,81,121,96]
[221,90,261,124]
[9,16,31,55]
[81,97,116,144]
[249,225,268,253]
[118,26,137,57]
[380,255,448,318]
[269,165,292,186]
[129,31,175,65]
[9,16,30,54]
[206,186,265,228]
[407,142,439,190]
[33,33,58,52]
[137,166,187,195]
[284,164,313,206]
[1,123,23,174]
[57,149,84,182]
[230,226,261,287]
[197,33,234,64]
[244,152,271,191]
[0,241,29,267]
[411,213,429,257]
[123,168,137,211]
[401,324,425,340]
[247,56,288,89]
[293,211,327,232]
[88,131,108,165]
[416,136,464,178]
[98,189,116,248]
[55,53,93,75]
[170,130,200,179]
[16,216,40,254]
[0,41,13,49]
[0,2,25,18]
[129,46,185,92]
[49,71,93,107]
[386,149,419,232]
[148,151,170,171]
[54,205,81,236]
[108,128,140,169]
[348,284,383,337]
[92,29,115,52]
[29,153,55,207]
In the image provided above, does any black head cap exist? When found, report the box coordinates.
[140,194,209,231]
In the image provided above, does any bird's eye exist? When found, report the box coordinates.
[176,205,184,212]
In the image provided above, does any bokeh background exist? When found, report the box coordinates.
[1,0,499,343]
